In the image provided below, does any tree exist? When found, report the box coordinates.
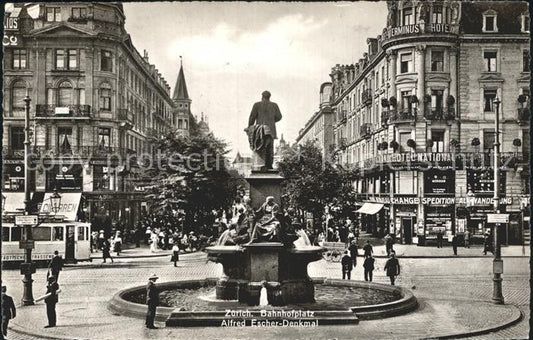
[278,141,356,223]
[144,130,239,233]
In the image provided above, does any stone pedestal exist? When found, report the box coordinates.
[245,171,284,210]
[244,242,284,282]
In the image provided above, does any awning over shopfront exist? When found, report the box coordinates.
[2,192,26,213]
[40,192,81,221]
[356,203,384,215]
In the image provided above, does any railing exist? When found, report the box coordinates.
[518,108,530,123]
[381,110,390,127]
[424,107,455,121]
[36,105,91,117]
[389,108,416,123]
[117,109,134,129]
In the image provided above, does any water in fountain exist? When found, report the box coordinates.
[259,286,268,306]
[293,229,312,248]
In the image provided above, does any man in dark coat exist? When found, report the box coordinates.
[363,255,375,282]
[384,252,401,285]
[451,234,458,256]
[48,250,64,282]
[363,240,373,258]
[436,230,443,248]
[348,240,358,268]
[146,273,159,329]
[2,285,16,338]
[247,90,282,170]
[44,276,60,328]
[341,251,352,280]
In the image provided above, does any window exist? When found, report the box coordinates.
[68,49,77,69]
[11,81,26,113]
[10,127,24,150]
[395,171,417,194]
[11,226,22,241]
[55,49,65,69]
[55,49,77,70]
[2,228,9,242]
[431,130,445,152]
[13,49,27,69]
[432,6,443,24]
[93,166,110,191]
[483,51,497,72]
[400,53,412,73]
[431,50,444,72]
[46,7,61,22]
[99,84,111,111]
[78,226,86,241]
[101,50,113,72]
[483,89,497,112]
[523,50,530,72]
[71,7,87,19]
[98,128,110,149]
[381,66,385,83]
[58,81,73,106]
[403,8,413,25]
[522,14,530,33]
[431,90,444,112]
[401,90,412,111]
[52,227,64,241]
[482,11,498,32]
[399,131,411,152]
[483,130,495,153]
[58,127,73,154]
[33,227,52,241]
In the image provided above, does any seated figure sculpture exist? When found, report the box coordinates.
[249,196,280,243]
[216,223,238,246]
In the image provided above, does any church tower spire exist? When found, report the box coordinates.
[173,56,191,136]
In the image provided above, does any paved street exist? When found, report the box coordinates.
[2,246,529,340]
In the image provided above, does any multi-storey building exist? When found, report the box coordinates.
[2,3,192,229]
[320,0,529,245]
[296,82,335,161]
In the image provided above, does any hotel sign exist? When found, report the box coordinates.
[3,16,19,46]
[384,23,459,39]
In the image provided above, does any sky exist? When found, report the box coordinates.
[123,2,387,158]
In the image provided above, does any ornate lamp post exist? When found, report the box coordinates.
[492,96,504,304]
[50,189,62,214]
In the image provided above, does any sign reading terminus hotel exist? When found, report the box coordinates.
[385,23,459,39]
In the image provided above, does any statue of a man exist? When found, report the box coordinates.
[249,196,281,243]
[245,91,282,171]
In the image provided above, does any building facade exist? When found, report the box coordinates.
[3,3,192,228]
[322,0,529,245]
[296,82,335,161]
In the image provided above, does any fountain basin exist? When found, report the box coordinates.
[109,278,417,327]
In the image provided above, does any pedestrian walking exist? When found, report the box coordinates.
[341,251,352,280]
[483,232,494,255]
[90,231,98,253]
[384,234,394,257]
[348,240,358,268]
[44,276,60,328]
[363,240,373,258]
[102,239,114,263]
[384,252,400,286]
[464,230,470,248]
[452,234,458,256]
[98,230,105,250]
[146,273,159,329]
[363,255,375,282]
[48,250,64,282]
[2,284,16,338]
[171,244,180,267]
[436,230,443,248]
[113,232,122,256]
[145,227,152,245]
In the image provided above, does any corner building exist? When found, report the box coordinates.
[3,3,192,231]
[328,1,529,245]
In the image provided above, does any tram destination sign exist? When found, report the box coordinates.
[15,215,39,225]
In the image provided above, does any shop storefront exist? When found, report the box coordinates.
[393,204,417,244]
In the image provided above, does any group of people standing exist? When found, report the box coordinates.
[341,240,401,286]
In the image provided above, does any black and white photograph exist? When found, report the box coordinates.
[0,1,531,339]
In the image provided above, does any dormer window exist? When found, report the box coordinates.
[403,7,413,26]
[482,10,498,33]
[521,14,530,33]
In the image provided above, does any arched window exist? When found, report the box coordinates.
[58,81,73,107]
[11,80,26,115]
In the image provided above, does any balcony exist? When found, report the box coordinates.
[361,89,372,107]
[360,123,372,138]
[118,109,134,129]
[381,110,390,127]
[518,108,530,125]
[36,105,91,118]
[424,107,455,121]
[389,108,416,123]
[31,146,139,160]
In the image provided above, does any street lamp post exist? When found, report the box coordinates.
[492,96,504,304]
[21,91,35,306]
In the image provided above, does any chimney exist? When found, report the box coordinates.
[143,49,149,63]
